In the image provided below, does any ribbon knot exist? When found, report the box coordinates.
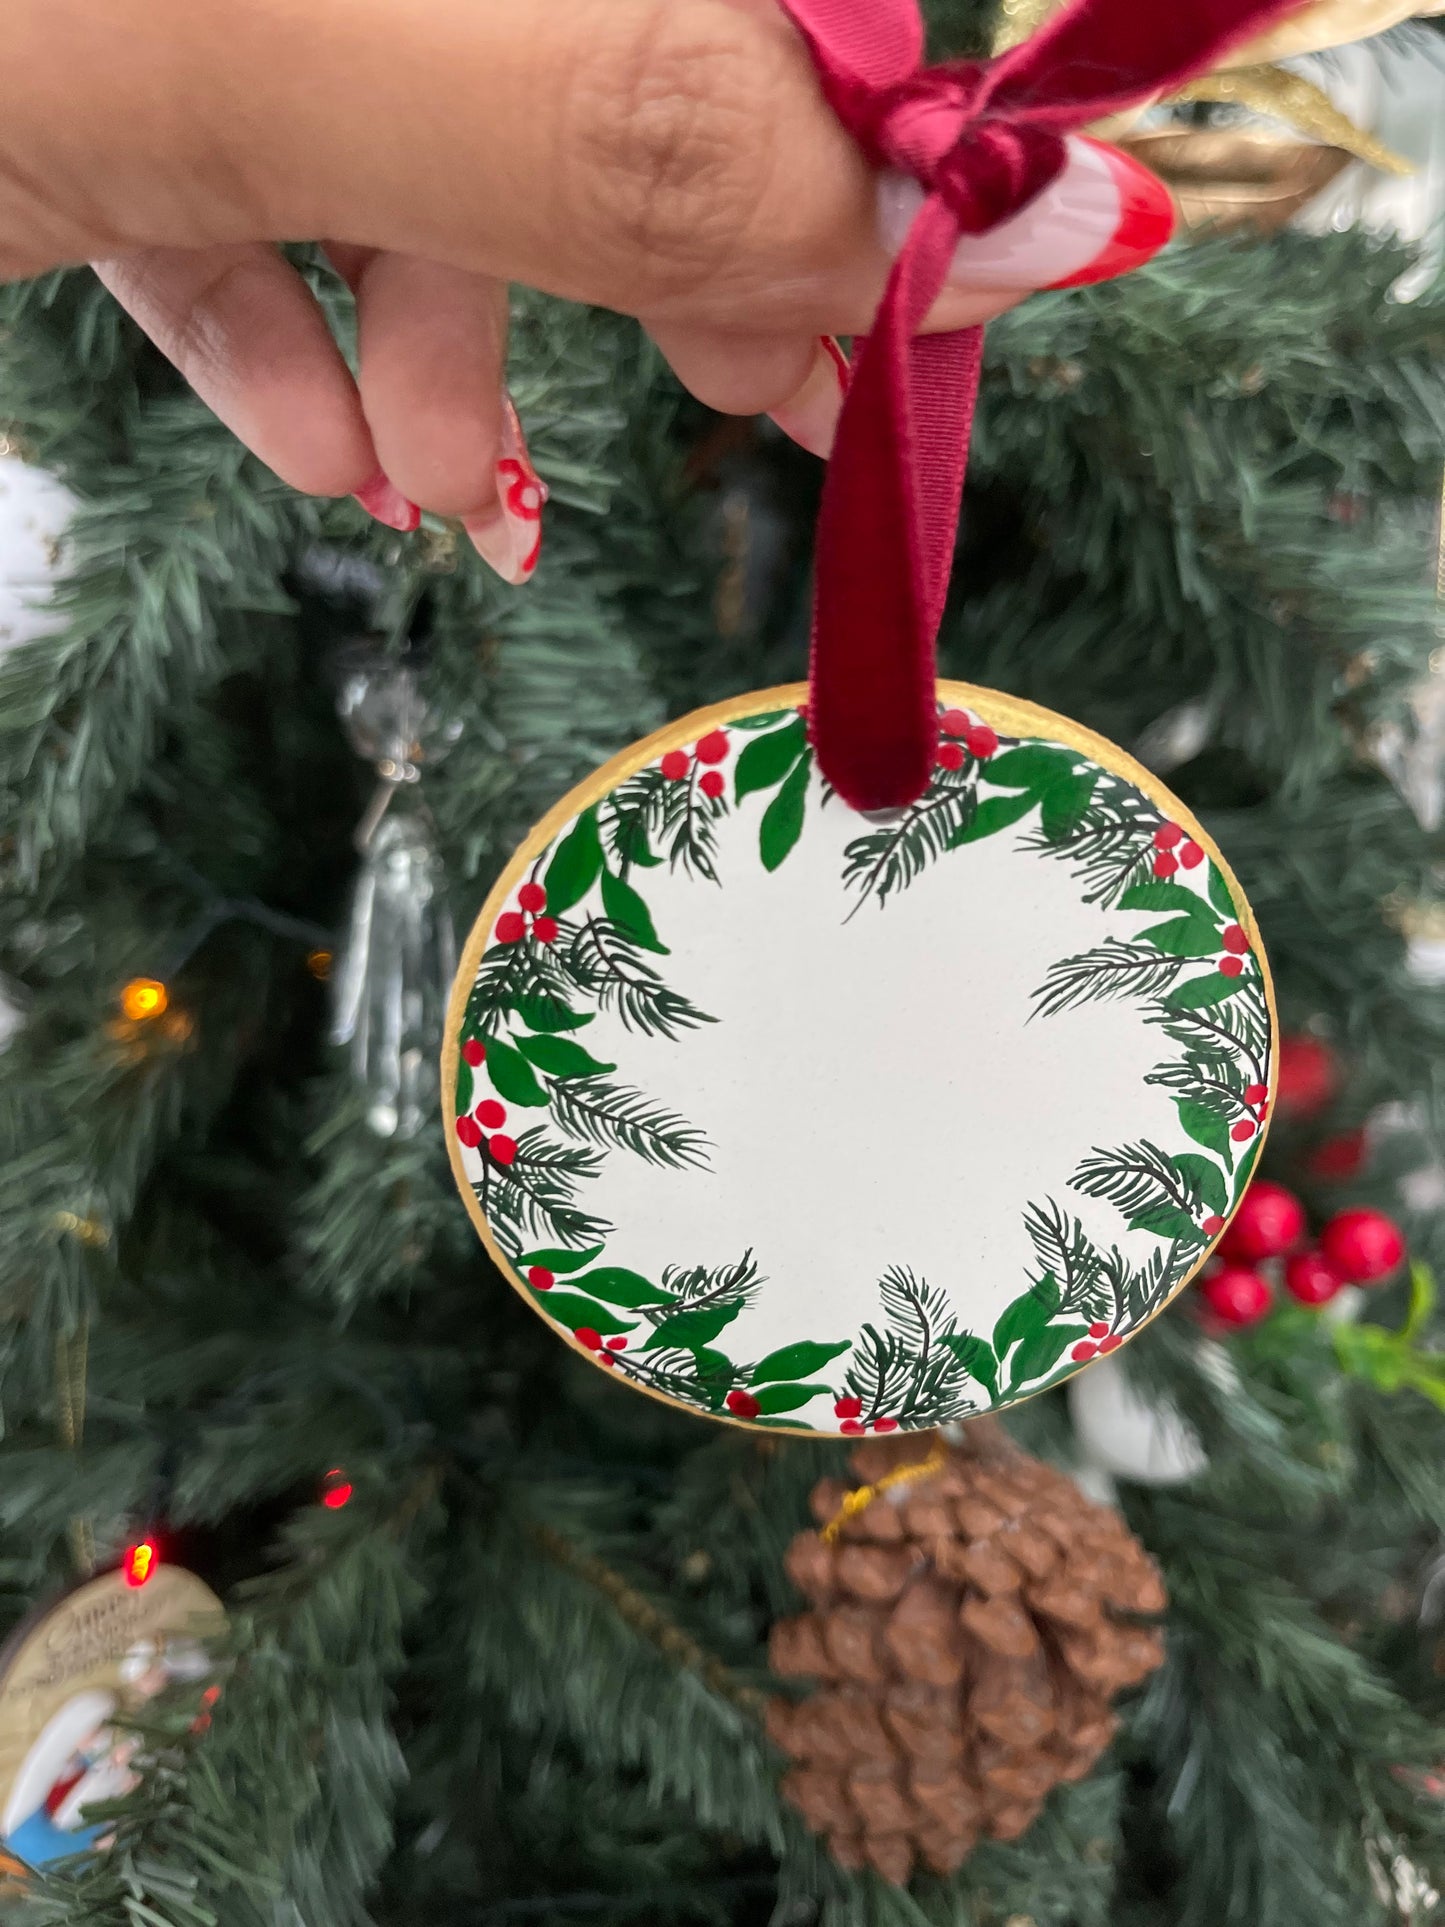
[779,0,1307,813]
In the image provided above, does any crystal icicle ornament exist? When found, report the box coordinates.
[330,645,459,1138]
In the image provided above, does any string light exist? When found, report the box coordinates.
[122,1537,159,1588]
[120,978,168,1022]
[306,949,333,981]
[321,1468,353,1510]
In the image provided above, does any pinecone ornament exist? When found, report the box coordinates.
[767,1428,1167,1885]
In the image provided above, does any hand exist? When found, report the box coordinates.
[0,0,1172,581]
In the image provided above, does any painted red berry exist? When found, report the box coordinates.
[1284,1250,1345,1307]
[660,750,690,781]
[527,1266,554,1291]
[476,1100,506,1129]
[1202,1215,1226,1237]
[1221,1181,1305,1262]
[1098,1334,1123,1354]
[517,882,547,912]
[606,1336,627,1350]
[1243,1082,1268,1105]
[834,1395,863,1418]
[1219,956,1244,977]
[695,730,730,765]
[699,769,725,799]
[872,1417,899,1433]
[1154,823,1185,850]
[1221,924,1249,953]
[940,708,971,738]
[599,1351,617,1366]
[575,1327,602,1350]
[488,1134,518,1165]
[1153,853,1179,879]
[462,1039,486,1067]
[1088,1321,1110,1339]
[1199,1265,1272,1327]
[455,1116,482,1148]
[965,725,999,761]
[495,912,526,943]
[1071,1340,1098,1362]
[725,1389,761,1419]
[840,1419,865,1434]
[1231,1119,1256,1141]
[1320,1207,1405,1285]
[937,741,965,771]
[1180,841,1204,869]
[531,916,558,944]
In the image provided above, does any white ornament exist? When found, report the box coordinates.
[1068,1353,1208,1486]
[0,454,78,655]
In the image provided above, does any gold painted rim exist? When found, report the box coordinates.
[442,681,1278,1439]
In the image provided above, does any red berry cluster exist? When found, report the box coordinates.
[495,879,557,946]
[454,1098,517,1166]
[1070,1322,1124,1364]
[937,708,999,770]
[661,728,729,799]
[1152,821,1204,877]
[574,1327,629,1366]
[830,1394,898,1435]
[1195,1180,1406,1329]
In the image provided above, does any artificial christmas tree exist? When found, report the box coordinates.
[2,1,1445,1923]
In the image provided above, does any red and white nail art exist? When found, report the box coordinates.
[465,396,548,585]
[877,135,1175,293]
[768,336,851,459]
[353,470,420,533]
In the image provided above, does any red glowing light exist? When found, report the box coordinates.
[122,1539,158,1588]
[322,1468,353,1510]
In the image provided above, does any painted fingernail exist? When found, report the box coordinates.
[768,336,850,459]
[353,470,420,533]
[877,136,1174,293]
[463,396,547,586]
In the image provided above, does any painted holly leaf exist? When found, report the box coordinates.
[950,791,1032,846]
[514,993,594,1033]
[534,1291,636,1336]
[1140,917,1223,958]
[749,1338,851,1386]
[516,1035,616,1079]
[485,1038,550,1107]
[992,1273,1060,1360]
[1130,1204,1204,1242]
[1120,880,1216,918]
[984,746,1076,790]
[644,1300,745,1350]
[1173,1152,1228,1217]
[568,1266,676,1308]
[1234,1135,1263,1193]
[455,1057,474,1116]
[753,1381,831,1414]
[1177,1099,1234,1170]
[692,1348,738,1404]
[734,716,807,802]
[760,755,810,871]
[729,708,795,731]
[600,869,668,954]
[941,1333,999,1402]
[518,1244,605,1274]
[1207,862,1235,918]
[543,808,604,917]
[1168,973,1245,1011]
[1039,771,1097,843]
[1008,1322,1089,1392]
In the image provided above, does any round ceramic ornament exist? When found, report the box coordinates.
[443,682,1276,1436]
[0,1563,223,1872]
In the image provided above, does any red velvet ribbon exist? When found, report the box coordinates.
[779,0,1307,810]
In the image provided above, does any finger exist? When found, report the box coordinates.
[92,243,377,498]
[215,1,1172,341]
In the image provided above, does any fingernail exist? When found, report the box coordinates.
[463,396,547,586]
[353,470,420,532]
[877,136,1174,293]
[768,336,850,459]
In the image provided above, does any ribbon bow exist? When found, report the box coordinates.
[780,0,1306,811]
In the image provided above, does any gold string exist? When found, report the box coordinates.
[820,1438,950,1545]
[54,1321,95,1573]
